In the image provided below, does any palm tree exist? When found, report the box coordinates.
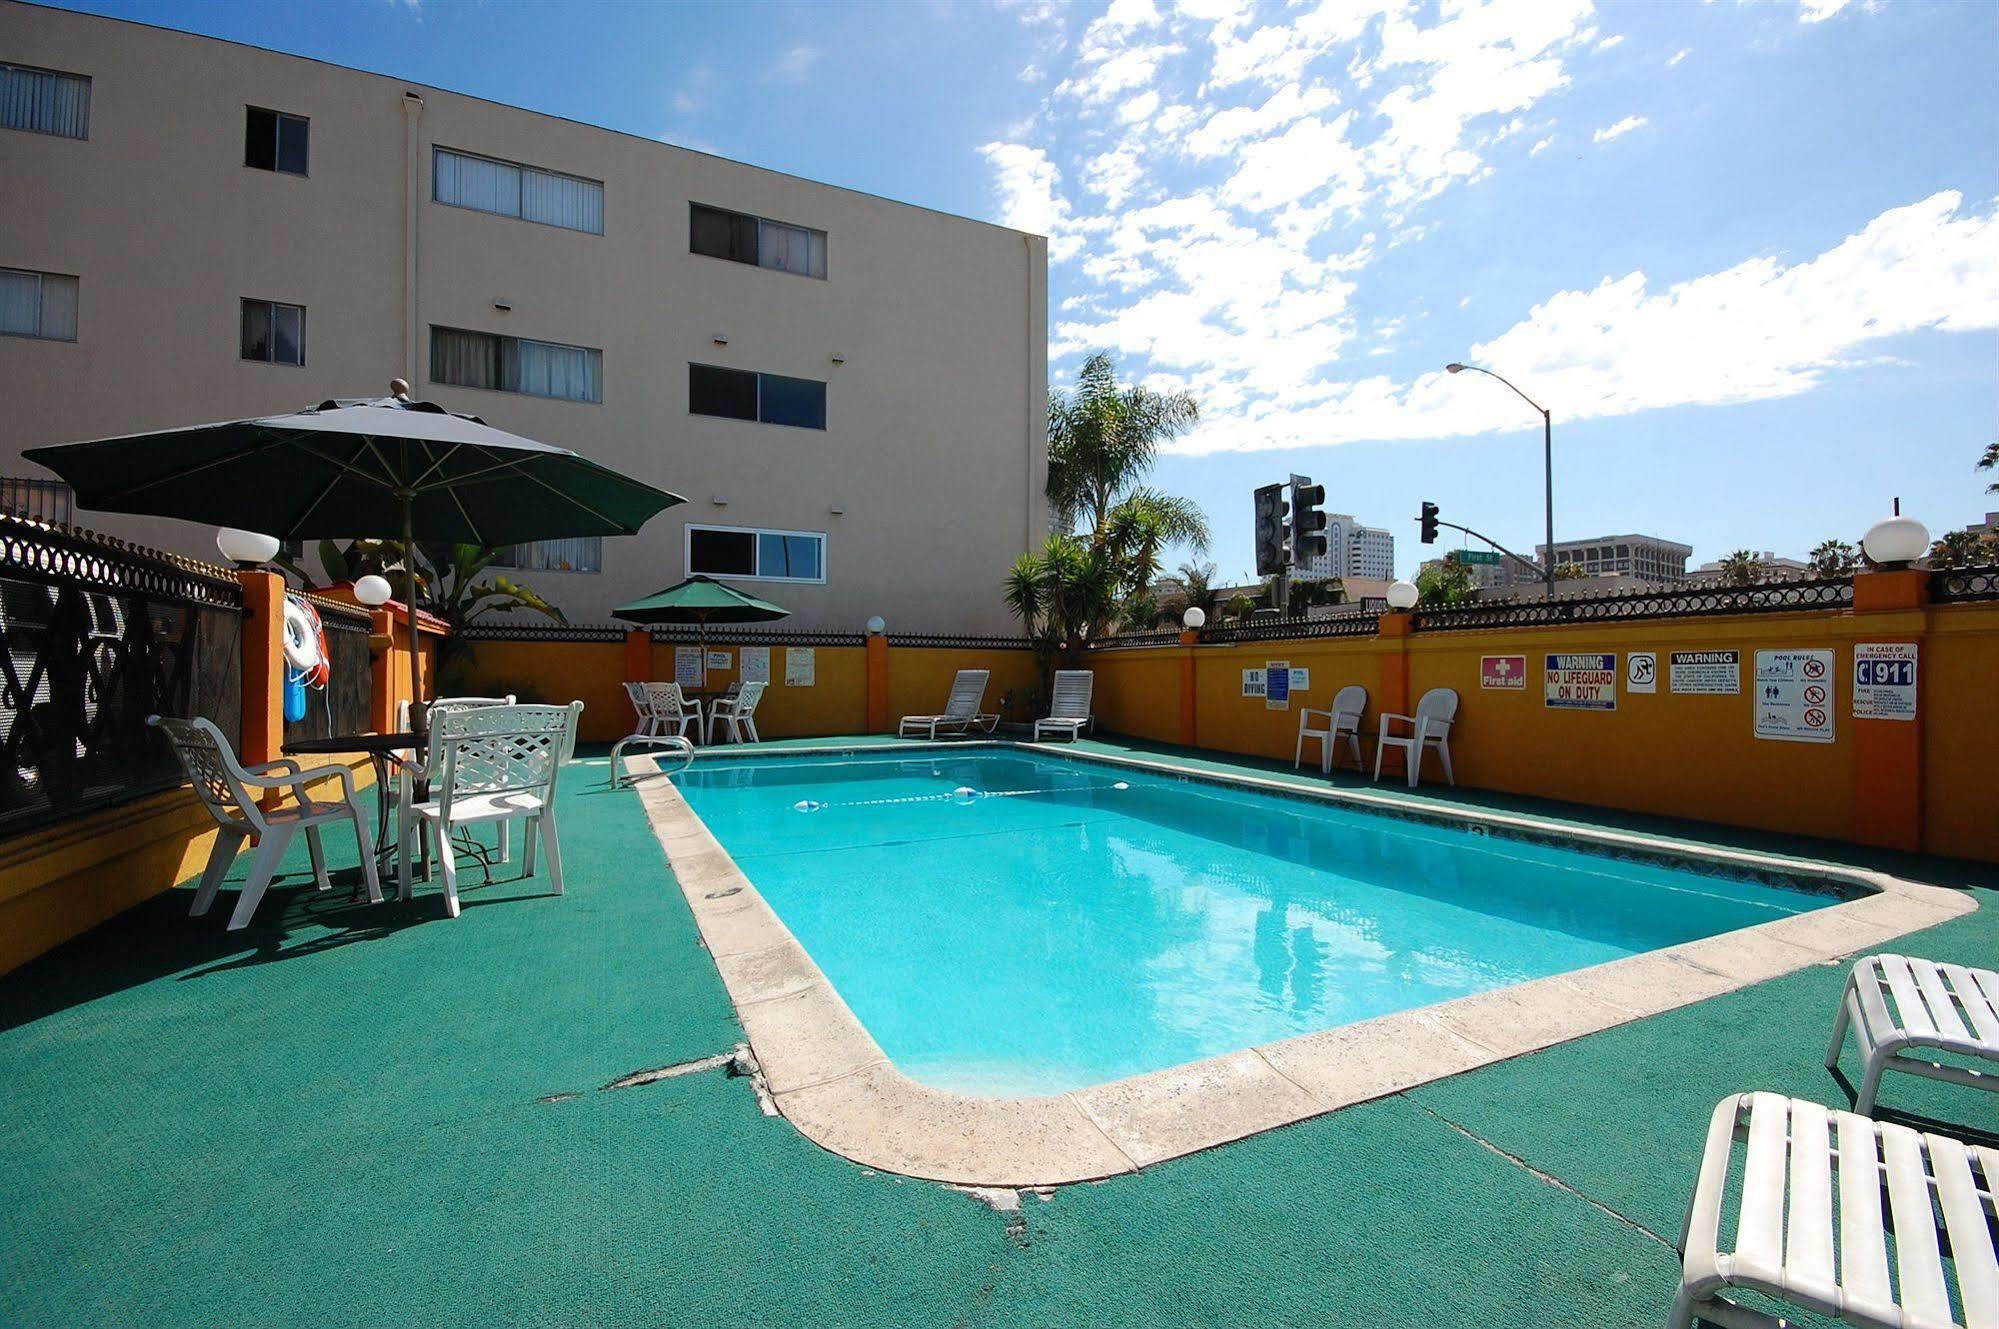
[1981,440,1997,493]
[1047,352,1201,536]
[1717,550,1764,587]
[1927,529,1989,569]
[1806,539,1860,579]
[312,538,563,669]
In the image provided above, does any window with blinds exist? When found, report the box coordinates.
[430,326,602,403]
[434,148,604,234]
[491,537,602,574]
[0,268,78,341]
[0,62,90,139]
[690,203,827,279]
[0,477,74,525]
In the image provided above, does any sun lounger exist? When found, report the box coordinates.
[1827,953,1999,1116]
[899,669,992,739]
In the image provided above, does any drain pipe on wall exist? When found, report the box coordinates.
[402,91,425,390]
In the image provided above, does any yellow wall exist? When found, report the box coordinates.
[1923,603,1999,862]
[885,648,1040,729]
[0,756,375,975]
[464,640,633,742]
[663,642,870,739]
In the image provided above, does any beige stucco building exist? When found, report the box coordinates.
[0,2,1048,631]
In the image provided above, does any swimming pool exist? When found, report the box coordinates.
[672,749,1836,1096]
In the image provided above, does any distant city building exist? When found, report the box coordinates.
[1424,550,1544,593]
[1295,513,1395,582]
[1537,534,1693,583]
[1687,551,1809,584]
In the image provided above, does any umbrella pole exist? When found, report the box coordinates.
[402,492,424,741]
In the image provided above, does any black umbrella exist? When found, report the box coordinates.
[25,383,684,734]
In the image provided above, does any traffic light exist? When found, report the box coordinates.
[1253,483,1288,576]
[1290,474,1328,560]
[1419,501,1440,545]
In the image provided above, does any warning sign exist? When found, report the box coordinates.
[1265,661,1291,711]
[1671,650,1740,695]
[1481,655,1526,690]
[1754,649,1834,743]
[1626,652,1657,694]
[1852,643,1918,721]
[1242,668,1265,698]
[1545,653,1617,711]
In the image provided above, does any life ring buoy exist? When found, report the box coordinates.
[282,596,330,686]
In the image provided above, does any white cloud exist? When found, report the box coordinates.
[1595,33,1625,51]
[1592,114,1647,145]
[765,44,821,83]
[1529,135,1554,156]
[1083,147,1144,208]
[1667,47,1691,67]
[1160,192,1999,454]
[978,142,1083,260]
[1183,82,1338,158]
[1798,0,1853,22]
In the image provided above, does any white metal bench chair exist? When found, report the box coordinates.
[1033,670,1095,741]
[1827,954,1999,1116]
[1373,687,1457,788]
[409,702,581,918]
[1296,684,1367,773]
[149,715,382,930]
[1672,1091,1997,1329]
[900,669,991,739]
[627,680,706,744]
[706,680,766,744]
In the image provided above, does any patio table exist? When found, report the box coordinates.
[284,733,417,891]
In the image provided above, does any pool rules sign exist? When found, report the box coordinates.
[1754,649,1834,743]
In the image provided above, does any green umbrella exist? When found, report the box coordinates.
[25,387,684,735]
[615,575,790,663]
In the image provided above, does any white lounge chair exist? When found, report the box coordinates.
[1033,670,1094,741]
[1295,684,1367,774]
[1671,1090,1996,1329]
[900,669,992,739]
[409,702,581,918]
[1826,953,1999,1116]
[1373,687,1457,788]
[707,680,767,744]
[149,715,382,930]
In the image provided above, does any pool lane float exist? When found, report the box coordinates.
[281,595,330,722]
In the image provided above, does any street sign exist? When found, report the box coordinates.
[1457,550,1501,565]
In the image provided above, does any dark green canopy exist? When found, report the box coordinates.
[614,575,790,626]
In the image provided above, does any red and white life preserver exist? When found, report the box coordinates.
[282,596,330,687]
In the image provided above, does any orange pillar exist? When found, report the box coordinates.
[1177,629,1199,748]
[865,634,889,733]
[367,608,397,733]
[1849,569,1928,854]
[624,629,651,683]
[1375,611,1412,777]
[237,569,286,769]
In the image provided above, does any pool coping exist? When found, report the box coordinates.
[626,739,1976,1188]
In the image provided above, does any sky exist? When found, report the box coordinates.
[50,0,1999,582]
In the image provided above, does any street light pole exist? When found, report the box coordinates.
[1445,362,1555,599]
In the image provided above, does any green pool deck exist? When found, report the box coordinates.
[2,735,1993,1328]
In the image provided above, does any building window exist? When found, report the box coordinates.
[434,148,603,234]
[689,203,827,278]
[686,524,825,583]
[492,537,601,574]
[240,299,305,365]
[0,477,73,524]
[430,326,602,403]
[244,106,308,175]
[0,62,90,139]
[0,267,78,341]
[688,364,825,429]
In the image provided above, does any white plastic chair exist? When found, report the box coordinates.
[395,694,519,871]
[1671,1091,1996,1329]
[900,669,991,739]
[707,681,767,744]
[1295,684,1367,773]
[629,681,705,743]
[1033,670,1095,741]
[409,702,581,918]
[1826,953,1999,1116]
[1373,687,1457,788]
[148,715,382,930]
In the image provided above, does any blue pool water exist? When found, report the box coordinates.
[673,750,1832,1095]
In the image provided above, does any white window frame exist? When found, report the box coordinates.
[689,201,827,279]
[0,267,79,342]
[684,523,827,585]
[0,62,91,140]
[432,146,604,235]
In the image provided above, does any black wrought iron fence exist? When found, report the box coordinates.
[0,514,243,840]
[1411,577,1855,632]
[1931,564,1999,603]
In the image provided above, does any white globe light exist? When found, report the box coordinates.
[1182,606,1207,629]
[353,574,394,607]
[1860,515,1929,566]
[215,528,280,565]
[1385,579,1420,610]
[865,615,886,635]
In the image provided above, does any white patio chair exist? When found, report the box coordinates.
[1671,1090,1996,1329]
[395,694,519,872]
[1826,953,1999,1116]
[1295,684,1367,773]
[707,681,767,744]
[148,715,382,930]
[634,681,705,744]
[1373,687,1457,788]
[1033,670,1095,742]
[409,702,581,918]
[899,669,991,739]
